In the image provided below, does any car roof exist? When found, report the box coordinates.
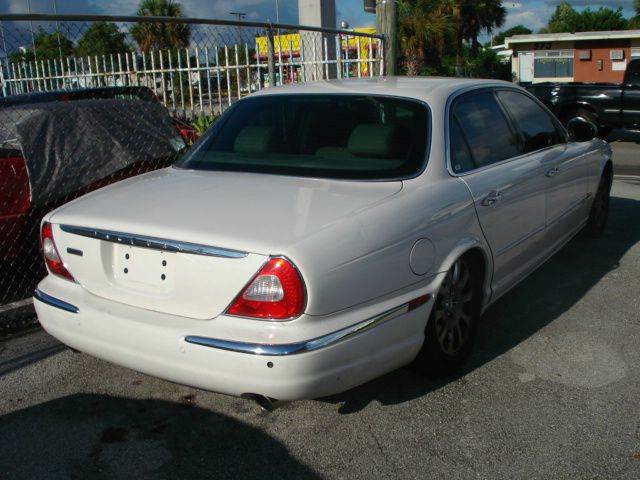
[250,76,515,104]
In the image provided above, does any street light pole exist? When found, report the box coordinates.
[229,12,247,21]
[27,0,37,61]
[52,0,63,61]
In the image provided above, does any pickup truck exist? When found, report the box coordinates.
[524,58,640,138]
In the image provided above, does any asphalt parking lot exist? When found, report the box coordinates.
[1,141,639,479]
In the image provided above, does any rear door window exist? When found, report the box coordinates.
[496,90,564,153]
[450,91,521,172]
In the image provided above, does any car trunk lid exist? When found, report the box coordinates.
[49,168,401,319]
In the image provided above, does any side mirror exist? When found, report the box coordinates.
[567,117,597,142]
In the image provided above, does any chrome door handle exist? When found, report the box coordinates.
[481,191,502,207]
[546,167,560,178]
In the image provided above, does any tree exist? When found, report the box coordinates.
[396,0,509,79]
[541,1,628,33]
[75,22,131,57]
[465,46,510,80]
[489,24,532,46]
[10,28,74,63]
[131,0,191,52]
[460,0,506,54]
[629,0,640,29]
[398,0,455,75]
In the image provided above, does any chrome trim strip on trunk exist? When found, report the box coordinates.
[34,289,79,314]
[184,299,427,356]
[59,225,248,259]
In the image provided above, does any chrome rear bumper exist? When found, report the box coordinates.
[34,289,79,314]
[184,296,429,356]
[35,288,429,357]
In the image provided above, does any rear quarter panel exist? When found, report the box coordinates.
[288,169,487,316]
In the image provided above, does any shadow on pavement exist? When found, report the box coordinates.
[0,342,65,377]
[0,393,319,480]
[322,195,640,414]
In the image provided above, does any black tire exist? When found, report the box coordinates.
[414,256,482,377]
[585,169,612,238]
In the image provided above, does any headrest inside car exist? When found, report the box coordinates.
[234,126,274,154]
[347,124,396,157]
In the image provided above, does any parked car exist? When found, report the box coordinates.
[524,58,640,138]
[34,78,612,406]
[0,96,185,264]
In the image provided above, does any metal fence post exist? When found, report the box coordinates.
[266,25,276,88]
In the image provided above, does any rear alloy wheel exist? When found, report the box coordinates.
[415,257,481,377]
[585,171,611,238]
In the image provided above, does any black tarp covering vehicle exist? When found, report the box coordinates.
[0,96,185,304]
[0,98,184,205]
[0,86,158,108]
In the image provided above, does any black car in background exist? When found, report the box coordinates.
[524,59,640,137]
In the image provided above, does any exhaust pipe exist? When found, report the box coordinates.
[241,393,283,412]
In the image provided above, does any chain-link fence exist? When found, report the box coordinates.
[0,13,384,323]
[1,14,384,118]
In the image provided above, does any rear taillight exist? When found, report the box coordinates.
[40,222,75,282]
[226,257,305,320]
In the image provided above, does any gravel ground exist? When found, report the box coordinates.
[1,179,639,480]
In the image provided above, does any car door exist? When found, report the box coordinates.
[621,60,640,127]
[494,89,591,247]
[449,89,548,299]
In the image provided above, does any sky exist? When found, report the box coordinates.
[1,0,638,33]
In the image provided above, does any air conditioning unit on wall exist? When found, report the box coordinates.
[578,49,591,60]
[610,49,625,61]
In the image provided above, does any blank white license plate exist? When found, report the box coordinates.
[112,245,175,289]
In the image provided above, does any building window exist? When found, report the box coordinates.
[632,48,640,58]
[534,50,574,78]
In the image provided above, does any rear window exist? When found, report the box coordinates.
[176,94,430,180]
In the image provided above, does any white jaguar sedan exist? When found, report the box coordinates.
[35,77,612,406]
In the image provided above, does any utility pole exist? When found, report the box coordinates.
[376,0,397,76]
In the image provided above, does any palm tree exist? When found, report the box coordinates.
[460,0,506,54]
[449,0,505,75]
[398,0,455,75]
[131,0,190,52]
[630,0,640,29]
